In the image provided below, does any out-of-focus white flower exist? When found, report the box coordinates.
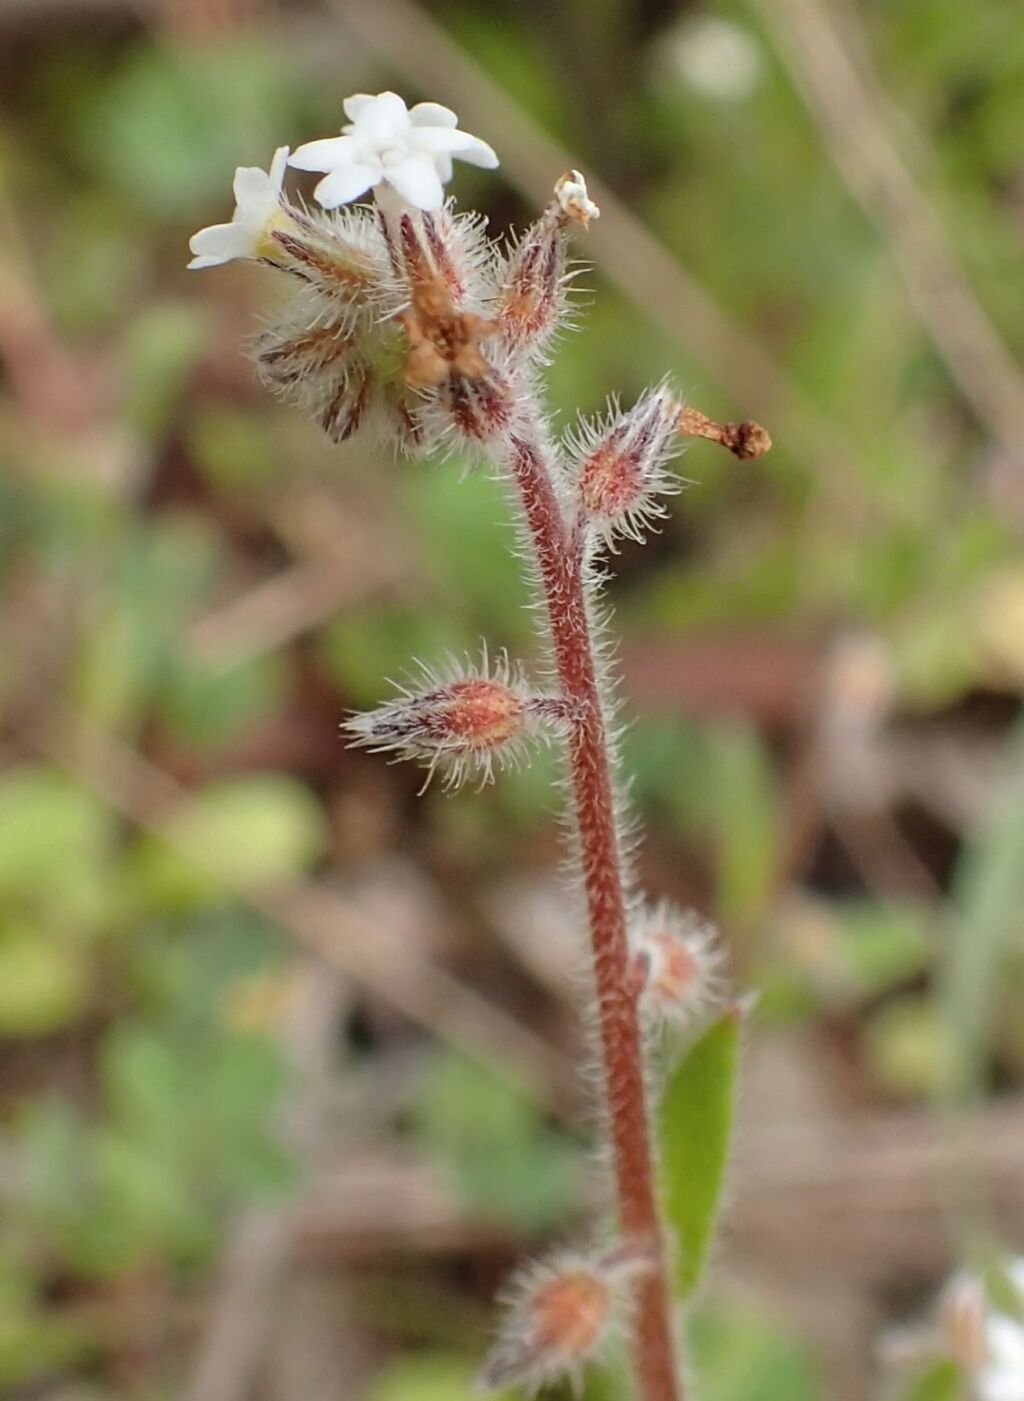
[289,92,498,212]
[937,1261,1024,1401]
[554,169,600,227]
[668,16,762,103]
[188,146,290,269]
[977,1313,1024,1401]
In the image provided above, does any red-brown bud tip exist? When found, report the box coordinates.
[630,902,725,1025]
[479,1243,646,1394]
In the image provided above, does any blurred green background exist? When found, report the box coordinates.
[1,0,1023,1397]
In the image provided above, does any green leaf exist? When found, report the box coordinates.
[0,923,91,1036]
[689,1298,824,1401]
[129,775,324,910]
[657,1011,741,1299]
[414,1050,579,1232]
[904,1360,964,1401]
[366,1353,513,1401]
[942,716,1024,1098]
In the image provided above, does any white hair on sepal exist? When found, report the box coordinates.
[343,647,569,794]
[478,1239,653,1396]
[565,380,691,552]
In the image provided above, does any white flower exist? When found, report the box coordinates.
[289,91,498,213]
[977,1314,1024,1401]
[188,146,290,269]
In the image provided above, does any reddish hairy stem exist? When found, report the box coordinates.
[507,433,681,1401]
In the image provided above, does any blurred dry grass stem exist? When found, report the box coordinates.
[749,0,1024,469]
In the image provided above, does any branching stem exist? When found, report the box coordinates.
[507,432,681,1401]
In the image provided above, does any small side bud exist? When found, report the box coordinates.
[344,652,565,791]
[569,385,683,547]
[554,169,600,228]
[479,1243,650,1395]
[496,173,597,364]
[677,404,772,460]
[630,902,724,1026]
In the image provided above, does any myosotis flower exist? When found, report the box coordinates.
[288,91,498,212]
[188,145,290,269]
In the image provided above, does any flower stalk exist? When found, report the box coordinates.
[189,91,771,1401]
[508,430,682,1401]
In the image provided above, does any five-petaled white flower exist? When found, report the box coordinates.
[289,91,498,212]
[188,146,290,269]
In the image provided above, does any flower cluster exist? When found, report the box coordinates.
[188,92,598,457]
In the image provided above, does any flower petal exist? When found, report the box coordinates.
[408,125,483,155]
[232,164,272,205]
[289,136,358,173]
[342,93,376,122]
[409,101,458,128]
[355,91,410,143]
[313,163,379,207]
[451,134,499,169]
[383,154,444,211]
[188,221,254,268]
[267,145,291,191]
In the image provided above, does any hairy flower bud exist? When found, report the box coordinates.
[568,385,684,546]
[344,652,566,790]
[479,1243,651,1395]
[630,902,724,1026]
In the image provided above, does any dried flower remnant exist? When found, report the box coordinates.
[397,279,498,389]
[677,404,772,461]
[554,169,601,228]
[480,1244,652,1395]
[630,903,724,1026]
[344,653,566,791]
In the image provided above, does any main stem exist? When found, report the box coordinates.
[507,432,681,1401]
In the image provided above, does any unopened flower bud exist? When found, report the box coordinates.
[496,173,595,364]
[569,385,683,546]
[479,1243,650,1394]
[630,902,724,1025]
[344,652,565,790]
